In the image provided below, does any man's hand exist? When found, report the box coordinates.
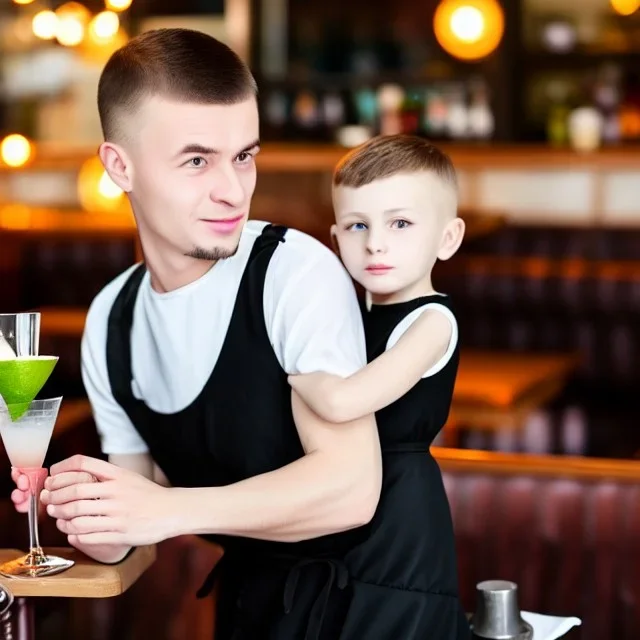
[42,455,180,547]
[40,465,130,563]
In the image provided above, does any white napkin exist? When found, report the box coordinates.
[521,611,582,640]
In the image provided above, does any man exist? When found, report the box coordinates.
[12,28,381,638]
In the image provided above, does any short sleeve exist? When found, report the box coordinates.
[385,302,458,378]
[263,232,366,377]
[81,284,150,456]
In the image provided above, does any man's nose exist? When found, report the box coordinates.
[210,165,244,207]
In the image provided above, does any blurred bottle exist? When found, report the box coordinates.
[377,84,404,135]
[522,410,553,454]
[546,81,571,146]
[292,90,319,134]
[467,79,494,140]
[400,89,422,135]
[560,405,588,456]
[354,88,378,130]
[445,87,469,140]
[423,88,448,139]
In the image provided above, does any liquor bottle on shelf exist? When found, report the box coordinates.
[400,89,423,135]
[354,88,378,129]
[321,91,346,131]
[445,86,469,140]
[376,83,404,136]
[521,410,553,454]
[292,90,319,131]
[593,64,622,145]
[423,88,448,140]
[263,90,289,140]
[467,79,494,140]
[545,80,571,146]
[560,405,588,456]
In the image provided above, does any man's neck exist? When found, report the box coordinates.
[141,243,216,294]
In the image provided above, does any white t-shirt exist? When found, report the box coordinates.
[384,301,458,378]
[81,221,367,456]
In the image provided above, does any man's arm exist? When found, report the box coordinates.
[149,236,383,542]
[169,391,381,541]
[289,306,455,423]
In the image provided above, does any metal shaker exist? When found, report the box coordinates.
[470,580,533,640]
[0,584,14,640]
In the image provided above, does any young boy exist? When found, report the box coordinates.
[289,134,470,639]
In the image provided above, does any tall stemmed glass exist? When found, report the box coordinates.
[0,312,74,578]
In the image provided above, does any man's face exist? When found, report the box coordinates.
[122,95,260,262]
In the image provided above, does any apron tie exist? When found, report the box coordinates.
[197,551,350,640]
[282,556,349,640]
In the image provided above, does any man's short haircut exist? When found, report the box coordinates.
[97,27,258,141]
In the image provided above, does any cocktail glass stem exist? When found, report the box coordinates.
[27,489,43,562]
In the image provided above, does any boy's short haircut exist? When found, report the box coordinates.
[333,134,458,192]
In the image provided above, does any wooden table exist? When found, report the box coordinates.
[446,350,580,444]
[0,546,155,639]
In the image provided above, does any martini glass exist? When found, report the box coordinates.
[0,312,74,578]
[0,397,74,577]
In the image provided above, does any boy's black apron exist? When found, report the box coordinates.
[106,224,355,639]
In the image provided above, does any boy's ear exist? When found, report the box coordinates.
[437,217,465,261]
[330,224,340,257]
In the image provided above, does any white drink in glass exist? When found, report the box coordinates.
[0,412,55,468]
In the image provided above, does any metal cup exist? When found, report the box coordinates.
[0,584,14,640]
[471,580,532,640]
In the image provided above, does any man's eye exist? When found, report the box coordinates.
[188,157,206,168]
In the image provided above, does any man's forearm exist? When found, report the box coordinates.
[72,542,132,564]
[170,438,381,542]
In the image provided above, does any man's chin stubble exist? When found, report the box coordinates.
[185,245,239,261]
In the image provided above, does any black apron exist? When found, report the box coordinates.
[338,296,471,639]
[106,224,355,639]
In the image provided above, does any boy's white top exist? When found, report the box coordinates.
[81,221,367,455]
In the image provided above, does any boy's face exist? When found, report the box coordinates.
[332,171,463,304]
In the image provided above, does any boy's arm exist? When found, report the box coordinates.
[289,305,455,423]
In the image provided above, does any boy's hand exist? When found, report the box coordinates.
[10,468,32,514]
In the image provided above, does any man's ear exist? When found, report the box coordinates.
[330,224,340,258]
[98,141,133,193]
[437,217,465,261]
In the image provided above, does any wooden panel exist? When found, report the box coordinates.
[39,308,87,338]
[432,446,640,483]
[4,143,640,176]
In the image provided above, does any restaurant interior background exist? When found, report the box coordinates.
[0,0,639,638]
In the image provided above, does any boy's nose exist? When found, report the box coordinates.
[365,230,387,254]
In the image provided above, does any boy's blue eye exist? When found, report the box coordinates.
[349,222,367,231]
[392,219,411,229]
